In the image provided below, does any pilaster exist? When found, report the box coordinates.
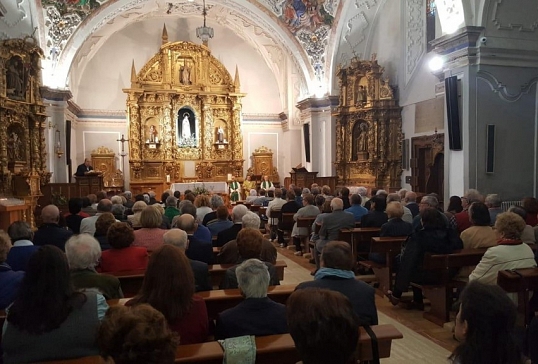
[41,87,73,183]
[296,96,339,176]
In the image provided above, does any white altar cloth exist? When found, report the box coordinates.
[171,182,228,194]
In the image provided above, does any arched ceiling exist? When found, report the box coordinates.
[36,0,344,94]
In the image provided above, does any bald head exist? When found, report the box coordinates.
[41,204,60,224]
[97,199,112,213]
[405,191,417,203]
[175,214,196,234]
[163,229,189,250]
[330,197,344,211]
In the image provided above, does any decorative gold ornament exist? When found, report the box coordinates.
[334,56,403,190]
[124,33,245,189]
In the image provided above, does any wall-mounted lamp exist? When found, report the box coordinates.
[55,129,64,158]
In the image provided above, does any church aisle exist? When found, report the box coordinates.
[277,252,314,286]
[278,248,457,363]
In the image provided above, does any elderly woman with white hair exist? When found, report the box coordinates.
[245,189,258,203]
[127,201,147,228]
[215,258,288,339]
[66,234,123,299]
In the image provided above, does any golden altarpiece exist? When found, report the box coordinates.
[0,37,49,228]
[124,30,245,196]
[334,56,403,190]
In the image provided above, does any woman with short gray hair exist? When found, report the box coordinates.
[66,234,123,299]
[215,258,287,339]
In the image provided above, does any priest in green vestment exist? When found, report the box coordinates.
[229,176,241,202]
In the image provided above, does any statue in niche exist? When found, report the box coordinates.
[181,114,191,139]
[180,64,191,85]
[7,132,22,162]
[178,109,197,147]
[357,123,368,152]
[217,125,225,143]
[358,85,367,103]
[148,125,158,143]
[6,57,25,99]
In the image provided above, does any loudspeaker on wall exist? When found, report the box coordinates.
[486,124,495,173]
[445,76,462,150]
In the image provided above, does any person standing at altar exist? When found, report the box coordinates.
[243,174,256,198]
[261,175,273,190]
[75,158,93,177]
[229,176,241,203]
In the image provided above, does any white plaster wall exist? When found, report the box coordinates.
[73,121,128,185]
[72,17,282,114]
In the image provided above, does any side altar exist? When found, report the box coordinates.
[124,27,245,196]
[334,55,403,190]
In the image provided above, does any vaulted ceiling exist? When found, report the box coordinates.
[34,0,344,91]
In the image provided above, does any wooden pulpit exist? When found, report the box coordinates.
[75,174,104,197]
[290,168,318,188]
[0,203,27,231]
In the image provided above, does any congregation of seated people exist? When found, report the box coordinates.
[2,185,538,364]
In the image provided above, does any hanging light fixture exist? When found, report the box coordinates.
[196,0,214,46]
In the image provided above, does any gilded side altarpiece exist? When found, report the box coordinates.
[0,37,49,228]
[334,55,403,190]
[124,34,245,188]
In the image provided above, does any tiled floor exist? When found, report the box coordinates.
[277,246,459,363]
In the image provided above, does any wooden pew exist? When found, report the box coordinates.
[412,248,490,325]
[212,246,220,261]
[39,324,402,364]
[339,228,381,268]
[109,269,146,298]
[107,285,297,322]
[209,260,287,288]
[359,236,407,296]
[197,284,296,321]
[498,268,538,326]
[108,261,288,297]
[296,216,316,254]
[278,213,295,243]
[175,324,403,364]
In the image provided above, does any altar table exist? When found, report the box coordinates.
[171,182,229,194]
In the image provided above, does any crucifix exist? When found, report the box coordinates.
[117,134,129,189]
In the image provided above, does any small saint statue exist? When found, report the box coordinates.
[357,123,368,152]
[217,126,224,143]
[149,125,157,143]
[180,64,191,85]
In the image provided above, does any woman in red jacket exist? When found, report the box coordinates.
[99,222,148,273]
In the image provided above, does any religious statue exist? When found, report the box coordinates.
[217,126,224,143]
[148,125,157,143]
[229,176,241,202]
[358,85,367,103]
[357,123,368,152]
[181,113,191,139]
[180,64,191,85]
[6,58,24,98]
[7,132,22,161]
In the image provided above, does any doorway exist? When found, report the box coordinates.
[411,134,444,199]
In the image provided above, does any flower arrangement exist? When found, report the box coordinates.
[192,183,210,196]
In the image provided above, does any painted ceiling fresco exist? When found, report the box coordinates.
[40,0,340,76]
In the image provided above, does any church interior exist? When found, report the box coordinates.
[1,0,538,363]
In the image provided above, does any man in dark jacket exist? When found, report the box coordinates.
[388,207,462,308]
[34,205,73,251]
[215,258,287,339]
[296,241,378,325]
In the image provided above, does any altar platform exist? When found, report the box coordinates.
[171,182,228,194]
